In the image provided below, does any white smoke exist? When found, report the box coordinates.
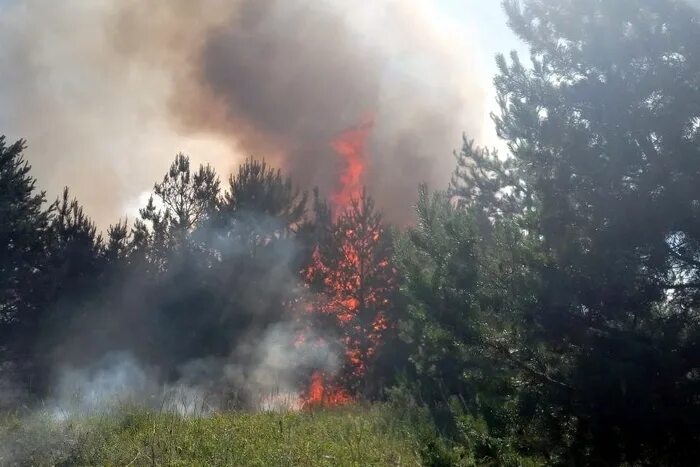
[47,322,339,419]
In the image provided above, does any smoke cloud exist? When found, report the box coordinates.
[49,321,338,418]
[0,0,487,225]
[0,207,343,465]
[24,204,340,412]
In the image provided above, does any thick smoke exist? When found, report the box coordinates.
[50,322,337,418]
[26,205,341,413]
[0,0,487,225]
[0,215,341,467]
[1,323,338,463]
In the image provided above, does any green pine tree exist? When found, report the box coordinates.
[0,137,51,356]
[483,0,700,462]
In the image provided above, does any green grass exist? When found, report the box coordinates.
[0,404,423,466]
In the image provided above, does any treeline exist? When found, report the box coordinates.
[0,147,398,404]
[2,0,700,464]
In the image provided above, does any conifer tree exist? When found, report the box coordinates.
[399,1,700,462]
[453,0,699,462]
[136,153,220,272]
[31,189,104,387]
[498,1,699,462]
[104,220,130,265]
[304,191,396,395]
[0,137,51,352]
[218,157,307,248]
[208,158,308,350]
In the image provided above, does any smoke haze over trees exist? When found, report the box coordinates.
[2,0,700,465]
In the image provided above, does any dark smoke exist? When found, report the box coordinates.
[0,0,487,225]
[164,0,486,223]
[193,1,381,196]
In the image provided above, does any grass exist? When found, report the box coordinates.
[0,404,423,466]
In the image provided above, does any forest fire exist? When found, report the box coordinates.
[302,371,352,407]
[298,119,395,407]
[329,116,374,214]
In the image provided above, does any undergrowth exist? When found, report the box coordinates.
[0,404,422,466]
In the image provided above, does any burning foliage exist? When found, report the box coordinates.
[289,118,397,406]
[302,371,352,407]
[300,192,396,404]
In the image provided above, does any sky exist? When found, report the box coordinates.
[439,0,525,74]
[0,0,525,227]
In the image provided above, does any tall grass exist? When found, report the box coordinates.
[0,404,423,466]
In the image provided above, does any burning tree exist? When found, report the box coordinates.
[302,190,396,400]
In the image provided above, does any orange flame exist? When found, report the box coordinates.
[329,115,374,213]
[306,371,324,404]
[299,209,394,404]
[303,371,352,408]
[297,115,394,408]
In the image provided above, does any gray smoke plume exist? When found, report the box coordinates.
[49,322,338,419]
[0,210,342,461]
[1,308,339,463]
[32,211,341,415]
[0,0,488,225]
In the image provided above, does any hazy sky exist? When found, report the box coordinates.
[0,1,525,227]
[439,0,525,74]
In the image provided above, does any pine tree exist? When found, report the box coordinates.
[104,219,130,264]
[0,137,51,352]
[132,156,309,382]
[304,191,396,395]
[46,188,103,287]
[137,153,220,272]
[470,0,700,462]
[398,1,700,462]
[154,153,220,234]
[207,158,308,349]
[218,157,307,248]
[31,189,105,388]
[395,183,543,462]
